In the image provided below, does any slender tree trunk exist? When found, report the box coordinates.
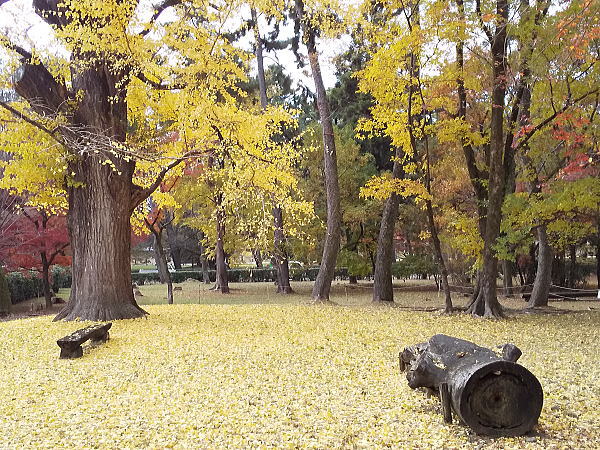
[165,214,182,270]
[502,260,514,297]
[425,201,453,313]
[153,234,170,284]
[568,244,577,288]
[199,238,211,284]
[296,0,342,302]
[466,0,508,318]
[527,225,553,307]
[372,191,400,302]
[273,207,293,293]
[596,220,600,289]
[252,249,263,269]
[251,9,293,294]
[214,207,229,294]
[40,251,53,309]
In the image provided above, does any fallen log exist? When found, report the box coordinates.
[400,334,543,437]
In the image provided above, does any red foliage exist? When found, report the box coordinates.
[1,208,71,273]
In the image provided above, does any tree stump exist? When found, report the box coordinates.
[400,334,543,436]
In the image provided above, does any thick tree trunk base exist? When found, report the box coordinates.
[277,285,294,294]
[466,285,504,319]
[54,300,147,322]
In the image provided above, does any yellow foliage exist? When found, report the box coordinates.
[361,175,431,203]
[0,305,598,447]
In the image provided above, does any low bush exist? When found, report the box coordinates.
[6,272,44,304]
[132,267,350,285]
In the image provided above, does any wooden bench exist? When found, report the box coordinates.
[57,323,112,359]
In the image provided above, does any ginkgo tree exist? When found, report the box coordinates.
[0,0,262,321]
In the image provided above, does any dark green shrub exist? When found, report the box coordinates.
[51,266,72,292]
[6,272,44,304]
[0,268,11,315]
[392,254,438,280]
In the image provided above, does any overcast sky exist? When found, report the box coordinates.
[0,0,345,90]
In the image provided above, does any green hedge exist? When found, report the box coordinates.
[392,254,438,280]
[132,267,349,285]
[6,272,44,304]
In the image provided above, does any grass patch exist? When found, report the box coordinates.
[0,285,598,448]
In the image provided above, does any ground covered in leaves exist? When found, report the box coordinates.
[1,286,599,448]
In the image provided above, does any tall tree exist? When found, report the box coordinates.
[0,0,255,320]
[294,0,342,302]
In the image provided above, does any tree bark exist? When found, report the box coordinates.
[466,0,508,318]
[273,207,293,293]
[165,213,182,270]
[501,260,514,297]
[372,191,400,302]
[40,251,53,309]
[153,234,170,285]
[425,201,453,312]
[214,207,229,294]
[527,225,553,308]
[568,244,576,288]
[252,249,264,269]
[54,158,147,321]
[251,9,293,294]
[400,334,543,437]
[296,0,342,302]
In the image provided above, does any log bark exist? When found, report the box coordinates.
[400,334,543,437]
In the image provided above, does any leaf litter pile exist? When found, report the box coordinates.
[0,304,598,448]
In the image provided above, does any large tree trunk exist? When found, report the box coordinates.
[527,225,553,308]
[296,0,342,302]
[54,160,147,321]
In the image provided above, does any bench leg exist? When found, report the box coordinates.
[60,346,83,359]
[91,331,109,345]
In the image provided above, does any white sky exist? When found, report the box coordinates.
[0,0,345,90]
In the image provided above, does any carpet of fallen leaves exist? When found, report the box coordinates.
[0,302,598,448]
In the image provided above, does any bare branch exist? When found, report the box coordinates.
[0,100,63,143]
[140,0,182,37]
[134,71,185,91]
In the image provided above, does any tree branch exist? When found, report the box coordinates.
[515,87,600,152]
[140,0,182,37]
[0,100,63,143]
[135,71,185,90]
[130,151,204,210]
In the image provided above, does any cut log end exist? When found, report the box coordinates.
[455,361,543,437]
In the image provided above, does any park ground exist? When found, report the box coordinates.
[0,281,598,448]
